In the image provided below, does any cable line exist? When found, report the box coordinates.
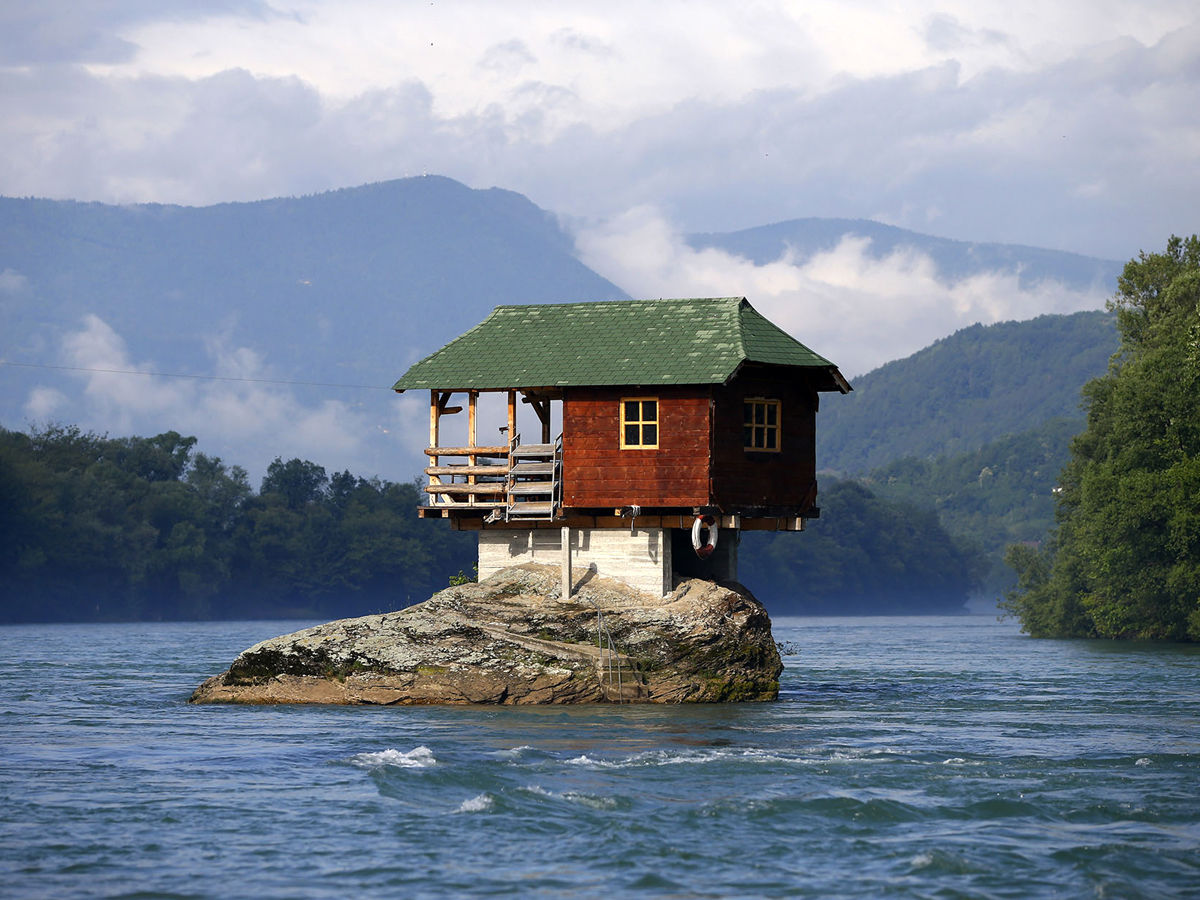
[0,360,394,391]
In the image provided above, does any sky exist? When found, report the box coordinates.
[3,0,1199,478]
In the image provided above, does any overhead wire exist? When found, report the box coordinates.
[0,360,394,391]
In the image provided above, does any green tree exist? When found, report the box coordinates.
[1004,236,1200,639]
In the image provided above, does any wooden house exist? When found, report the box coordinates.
[393,297,850,596]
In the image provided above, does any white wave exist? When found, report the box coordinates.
[910,852,934,869]
[519,784,618,810]
[349,746,437,769]
[492,745,535,759]
[564,791,620,810]
[455,793,494,813]
[564,747,800,769]
[1135,757,1152,767]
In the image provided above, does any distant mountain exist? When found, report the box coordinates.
[689,218,1122,292]
[862,416,1083,594]
[817,310,1119,474]
[0,175,626,390]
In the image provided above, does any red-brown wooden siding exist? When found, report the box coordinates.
[710,366,818,509]
[562,386,712,507]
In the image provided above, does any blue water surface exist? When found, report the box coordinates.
[1,615,1198,899]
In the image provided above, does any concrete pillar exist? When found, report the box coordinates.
[561,525,571,598]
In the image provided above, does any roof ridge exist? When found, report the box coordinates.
[492,296,741,312]
[732,296,750,360]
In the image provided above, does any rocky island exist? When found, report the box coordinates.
[190,564,782,705]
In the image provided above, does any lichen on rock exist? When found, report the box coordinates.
[190,564,782,705]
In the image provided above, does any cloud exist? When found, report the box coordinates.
[32,314,420,482]
[0,1,278,66]
[575,207,1107,377]
[24,386,68,420]
[0,268,30,295]
[1,5,1197,261]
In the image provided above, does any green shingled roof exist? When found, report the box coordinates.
[393,297,849,392]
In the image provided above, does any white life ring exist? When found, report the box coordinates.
[691,514,718,559]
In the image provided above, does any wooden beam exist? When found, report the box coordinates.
[425,465,509,477]
[524,395,551,444]
[467,390,478,491]
[423,445,507,457]
[423,483,505,496]
[428,390,439,471]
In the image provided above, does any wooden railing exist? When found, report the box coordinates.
[423,445,508,508]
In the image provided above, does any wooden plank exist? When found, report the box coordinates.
[512,443,555,457]
[419,501,505,510]
[509,462,554,476]
[423,483,505,496]
[507,482,554,495]
[424,446,507,457]
[507,502,555,516]
[425,465,510,477]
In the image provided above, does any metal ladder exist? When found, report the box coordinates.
[590,602,627,703]
[503,432,562,521]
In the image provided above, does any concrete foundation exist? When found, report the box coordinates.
[478,526,739,597]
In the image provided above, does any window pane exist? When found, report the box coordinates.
[766,403,777,426]
[755,404,765,424]
[624,401,639,421]
[642,424,657,446]
[625,424,639,445]
[743,402,753,424]
[642,400,657,421]
[765,429,777,449]
[743,425,753,446]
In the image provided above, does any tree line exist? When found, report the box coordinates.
[0,423,990,622]
[741,479,987,614]
[1003,236,1200,640]
[0,426,475,622]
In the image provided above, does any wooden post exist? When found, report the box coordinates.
[427,391,441,502]
[507,390,516,440]
[467,391,478,505]
[428,390,439,462]
[561,525,571,598]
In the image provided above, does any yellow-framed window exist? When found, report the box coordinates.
[744,398,781,451]
[621,397,659,449]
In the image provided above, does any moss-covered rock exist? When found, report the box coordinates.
[190,564,782,705]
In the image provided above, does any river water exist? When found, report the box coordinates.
[1,615,1197,898]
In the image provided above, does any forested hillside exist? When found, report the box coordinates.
[863,417,1080,592]
[0,425,985,622]
[0,426,475,622]
[818,311,1118,473]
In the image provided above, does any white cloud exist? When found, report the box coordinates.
[31,314,416,481]
[24,386,67,420]
[0,268,30,295]
[1,3,1197,260]
[575,208,1107,377]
